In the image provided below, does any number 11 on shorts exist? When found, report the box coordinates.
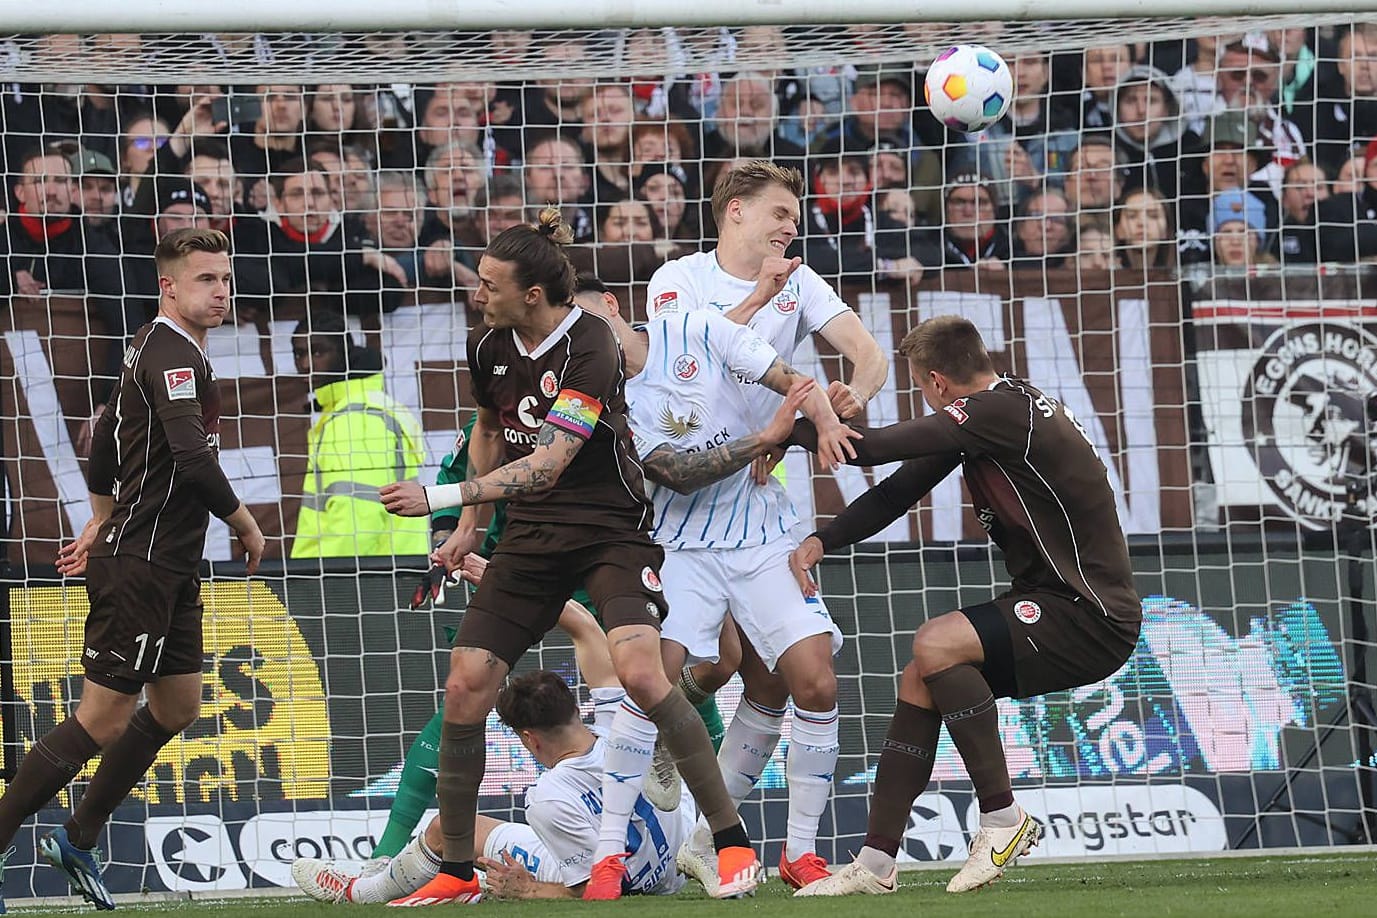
[133,632,166,673]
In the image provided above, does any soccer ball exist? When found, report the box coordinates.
[923,44,1014,133]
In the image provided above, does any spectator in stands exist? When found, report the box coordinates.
[371,170,425,286]
[237,160,405,315]
[801,143,879,279]
[940,172,1010,267]
[412,83,494,172]
[290,309,430,559]
[1074,217,1116,272]
[1317,140,1377,261]
[1334,153,1366,195]
[1,146,133,392]
[185,140,238,230]
[1269,27,1317,116]
[1311,25,1377,175]
[417,141,486,291]
[66,145,120,242]
[631,121,693,186]
[991,51,1081,179]
[581,82,636,204]
[306,84,361,137]
[1172,34,1224,136]
[1209,188,1274,267]
[118,112,170,203]
[1112,65,1185,199]
[229,85,307,206]
[341,144,381,215]
[1012,189,1073,267]
[476,174,529,246]
[1178,110,1277,263]
[965,135,1042,217]
[1079,44,1133,129]
[1278,159,1328,264]
[1063,135,1124,218]
[306,140,350,215]
[122,178,213,316]
[633,163,695,240]
[819,65,918,155]
[597,199,659,243]
[1215,36,1307,195]
[1114,187,1175,271]
[701,72,805,172]
[522,131,595,240]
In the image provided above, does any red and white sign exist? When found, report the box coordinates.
[1014,600,1041,624]
[641,566,662,592]
[164,367,196,401]
[943,398,969,424]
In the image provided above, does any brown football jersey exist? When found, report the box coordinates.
[816,376,1140,626]
[466,307,654,551]
[89,318,235,573]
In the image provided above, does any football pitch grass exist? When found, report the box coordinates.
[12,852,1377,918]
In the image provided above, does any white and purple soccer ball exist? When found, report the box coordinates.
[924,44,1014,133]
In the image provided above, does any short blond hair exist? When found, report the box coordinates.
[898,316,994,383]
[711,159,804,226]
[154,227,230,275]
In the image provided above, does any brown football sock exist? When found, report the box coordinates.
[924,664,1014,812]
[645,689,747,847]
[66,706,177,848]
[436,721,486,878]
[0,718,101,849]
[862,700,943,856]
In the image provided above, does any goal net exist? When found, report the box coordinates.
[1,9,1376,901]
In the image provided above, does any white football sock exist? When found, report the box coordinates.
[590,686,627,732]
[350,835,440,903]
[594,699,658,861]
[785,706,840,861]
[717,697,785,806]
[979,801,1023,829]
[856,845,897,878]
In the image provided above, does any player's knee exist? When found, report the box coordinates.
[911,620,956,678]
[615,656,671,706]
[789,669,837,711]
[152,699,200,734]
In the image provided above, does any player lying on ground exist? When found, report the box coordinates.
[572,273,859,891]
[0,229,266,912]
[379,210,759,903]
[784,316,1142,896]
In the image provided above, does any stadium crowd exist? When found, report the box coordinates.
[3,25,1375,331]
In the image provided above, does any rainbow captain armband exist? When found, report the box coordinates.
[546,389,603,438]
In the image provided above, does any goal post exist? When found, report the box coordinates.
[0,8,1375,904]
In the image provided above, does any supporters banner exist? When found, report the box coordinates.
[0,270,1191,566]
[1194,275,1377,529]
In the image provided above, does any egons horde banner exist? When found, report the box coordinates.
[1195,275,1377,530]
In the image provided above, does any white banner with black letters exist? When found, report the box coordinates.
[1195,280,1377,529]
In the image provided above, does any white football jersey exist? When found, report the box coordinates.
[627,310,797,550]
[646,250,851,428]
[523,733,689,895]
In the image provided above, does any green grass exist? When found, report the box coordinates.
[15,853,1377,918]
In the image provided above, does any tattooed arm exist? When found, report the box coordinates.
[641,378,813,495]
[757,357,861,470]
[382,422,588,515]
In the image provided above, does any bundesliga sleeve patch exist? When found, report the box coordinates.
[652,291,679,316]
[546,389,603,439]
[164,367,196,401]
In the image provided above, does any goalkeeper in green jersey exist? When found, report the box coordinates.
[372,416,730,858]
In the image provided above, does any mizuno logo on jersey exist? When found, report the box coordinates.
[657,405,703,439]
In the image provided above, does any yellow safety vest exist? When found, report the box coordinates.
[291,374,430,559]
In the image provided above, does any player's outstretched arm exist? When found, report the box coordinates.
[790,412,964,468]
[788,456,958,594]
[757,357,861,469]
[641,379,813,494]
